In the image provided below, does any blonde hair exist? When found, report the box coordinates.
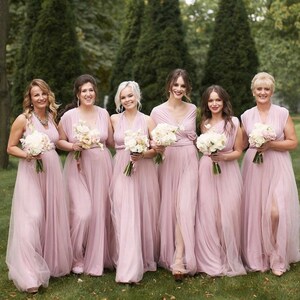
[114,81,142,113]
[251,72,275,93]
[23,79,59,121]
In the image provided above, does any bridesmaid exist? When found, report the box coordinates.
[6,79,72,293]
[195,85,246,277]
[241,72,300,276]
[110,81,159,283]
[150,69,198,281]
[57,74,114,276]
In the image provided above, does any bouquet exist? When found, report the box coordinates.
[248,123,276,164]
[151,123,179,164]
[196,131,227,175]
[20,130,54,173]
[123,129,149,176]
[73,120,104,161]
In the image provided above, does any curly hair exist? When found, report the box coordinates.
[23,79,59,122]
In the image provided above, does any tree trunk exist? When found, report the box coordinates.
[0,0,10,169]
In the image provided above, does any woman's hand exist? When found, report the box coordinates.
[130,152,144,162]
[209,152,225,162]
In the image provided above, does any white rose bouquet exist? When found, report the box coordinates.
[73,120,104,161]
[20,130,54,173]
[248,123,276,164]
[196,131,227,175]
[151,123,179,164]
[123,129,149,176]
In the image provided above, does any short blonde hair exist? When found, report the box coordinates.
[114,81,142,113]
[251,72,275,93]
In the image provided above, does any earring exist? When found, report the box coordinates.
[77,98,80,107]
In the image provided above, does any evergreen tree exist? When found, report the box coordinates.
[26,0,82,108]
[200,0,259,116]
[11,0,41,116]
[133,0,196,114]
[107,0,144,114]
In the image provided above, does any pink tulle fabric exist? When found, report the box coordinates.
[110,111,160,283]
[60,107,114,275]
[195,117,246,276]
[6,115,72,291]
[150,103,198,275]
[241,105,300,272]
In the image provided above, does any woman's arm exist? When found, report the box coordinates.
[7,115,28,159]
[259,115,298,152]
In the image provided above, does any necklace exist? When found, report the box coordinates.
[33,111,49,126]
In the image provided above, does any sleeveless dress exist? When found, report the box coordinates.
[110,111,160,283]
[150,103,198,275]
[241,104,300,272]
[60,107,114,275]
[6,114,72,292]
[195,117,246,277]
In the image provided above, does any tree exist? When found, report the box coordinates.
[25,0,82,108]
[133,0,196,114]
[73,0,125,107]
[0,0,10,168]
[11,0,41,116]
[200,0,259,116]
[254,0,300,112]
[107,0,144,114]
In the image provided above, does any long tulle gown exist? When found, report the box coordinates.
[6,114,72,292]
[241,104,300,273]
[195,117,246,277]
[110,111,160,283]
[60,107,114,275]
[150,103,198,275]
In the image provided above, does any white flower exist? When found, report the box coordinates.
[196,131,227,155]
[73,120,104,150]
[151,123,179,146]
[124,129,149,153]
[20,130,54,156]
[248,123,276,148]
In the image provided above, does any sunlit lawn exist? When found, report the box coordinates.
[0,117,299,300]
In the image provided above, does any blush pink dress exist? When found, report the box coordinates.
[6,114,72,292]
[195,117,246,277]
[241,104,300,272]
[60,107,114,275]
[110,111,160,283]
[150,103,198,275]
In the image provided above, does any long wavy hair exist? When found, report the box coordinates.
[200,85,234,133]
[114,81,142,113]
[23,79,59,122]
[58,74,98,121]
[165,69,192,102]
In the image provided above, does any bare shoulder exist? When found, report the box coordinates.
[110,113,120,127]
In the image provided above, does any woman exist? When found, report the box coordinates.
[195,85,246,277]
[6,79,72,293]
[57,74,114,276]
[110,81,159,283]
[150,69,198,281]
[241,72,300,276]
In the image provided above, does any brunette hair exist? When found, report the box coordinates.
[58,74,98,120]
[200,85,234,133]
[165,69,192,102]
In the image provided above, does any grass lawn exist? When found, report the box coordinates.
[0,117,299,300]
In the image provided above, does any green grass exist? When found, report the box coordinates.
[0,117,300,299]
